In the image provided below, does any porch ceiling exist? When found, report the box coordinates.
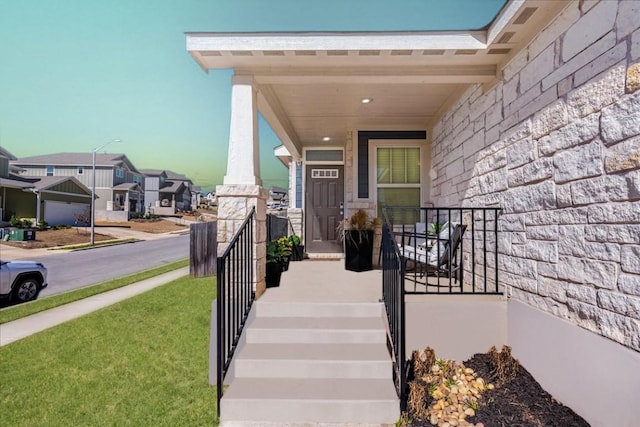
[187,0,569,158]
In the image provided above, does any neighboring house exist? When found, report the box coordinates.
[140,169,194,214]
[11,152,144,222]
[188,1,640,425]
[0,148,92,226]
[204,191,216,206]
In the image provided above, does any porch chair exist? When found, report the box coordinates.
[400,222,467,283]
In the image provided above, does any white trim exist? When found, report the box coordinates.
[39,190,92,198]
[368,140,426,211]
[187,31,487,53]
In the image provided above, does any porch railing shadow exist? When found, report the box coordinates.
[216,207,255,413]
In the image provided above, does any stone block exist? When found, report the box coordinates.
[587,202,640,224]
[558,225,621,261]
[597,310,640,352]
[616,0,640,40]
[503,49,527,82]
[500,255,537,280]
[537,277,567,303]
[475,148,506,175]
[604,135,640,174]
[501,119,532,148]
[628,62,640,94]
[633,27,640,61]
[621,245,640,274]
[618,273,640,297]
[525,207,588,226]
[502,74,519,106]
[601,91,640,145]
[597,290,640,320]
[585,224,640,244]
[567,63,625,119]
[565,282,597,305]
[574,45,626,88]
[528,1,580,59]
[498,214,525,232]
[507,181,556,213]
[543,32,616,92]
[521,44,556,92]
[553,140,603,184]
[625,170,640,200]
[537,261,558,279]
[526,241,558,263]
[526,224,559,241]
[538,113,600,157]
[532,100,568,139]
[470,88,495,123]
[556,255,618,289]
[558,76,573,97]
[453,100,470,130]
[508,158,554,188]
[570,175,629,205]
[506,137,536,169]
[556,184,572,208]
[562,0,618,61]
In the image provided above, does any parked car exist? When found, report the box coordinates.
[0,260,48,303]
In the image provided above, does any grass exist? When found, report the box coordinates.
[0,259,189,324]
[0,274,217,426]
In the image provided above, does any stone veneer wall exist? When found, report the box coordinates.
[430,0,640,351]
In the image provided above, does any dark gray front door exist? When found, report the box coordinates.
[305,166,344,253]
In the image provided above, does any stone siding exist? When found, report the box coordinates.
[430,0,640,351]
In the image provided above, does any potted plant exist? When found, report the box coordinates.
[288,234,304,261]
[265,237,292,287]
[338,209,379,272]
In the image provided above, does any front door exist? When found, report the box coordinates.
[305,166,344,253]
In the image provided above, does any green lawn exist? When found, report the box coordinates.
[0,259,189,324]
[0,274,218,426]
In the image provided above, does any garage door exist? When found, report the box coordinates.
[44,201,90,226]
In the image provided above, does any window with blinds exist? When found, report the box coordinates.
[376,147,421,215]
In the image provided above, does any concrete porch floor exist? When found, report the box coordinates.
[261,259,382,303]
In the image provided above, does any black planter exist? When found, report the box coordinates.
[291,244,305,261]
[344,230,374,272]
[266,262,284,287]
[282,256,291,271]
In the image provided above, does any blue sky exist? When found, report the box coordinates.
[0,0,505,191]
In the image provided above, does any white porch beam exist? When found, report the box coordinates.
[224,75,261,186]
[257,85,302,159]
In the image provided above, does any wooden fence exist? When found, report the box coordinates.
[190,221,217,277]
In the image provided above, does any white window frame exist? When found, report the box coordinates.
[116,167,124,178]
[368,140,425,209]
[46,166,54,176]
[77,167,84,175]
[303,147,344,165]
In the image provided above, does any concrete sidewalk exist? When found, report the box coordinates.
[0,266,189,347]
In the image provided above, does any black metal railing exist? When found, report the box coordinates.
[266,212,288,242]
[384,206,502,295]
[216,207,255,413]
[381,219,406,407]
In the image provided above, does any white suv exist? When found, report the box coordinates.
[0,260,48,303]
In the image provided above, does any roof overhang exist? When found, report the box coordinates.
[186,0,570,157]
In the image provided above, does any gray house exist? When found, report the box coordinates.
[140,169,194,214]
[0,148,92,226]
[11,152,144,222]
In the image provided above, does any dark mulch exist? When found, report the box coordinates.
[407,351,590,427]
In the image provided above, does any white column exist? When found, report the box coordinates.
[224,75,261,186]
[217,74,267,297]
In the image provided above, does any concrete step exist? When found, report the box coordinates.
[245,316,387,344]
[234,343,392,379]
[220,377,400,426]
[255,301,384,318]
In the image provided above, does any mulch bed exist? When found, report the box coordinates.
[405,347,590,427]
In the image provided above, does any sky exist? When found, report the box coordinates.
[0,0,506,192]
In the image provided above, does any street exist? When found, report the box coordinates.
[23,234,189,297]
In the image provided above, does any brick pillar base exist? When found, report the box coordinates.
[216,184,268,298]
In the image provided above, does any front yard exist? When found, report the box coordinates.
[0,274,217,426]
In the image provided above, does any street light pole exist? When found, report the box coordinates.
[91,139,121,245]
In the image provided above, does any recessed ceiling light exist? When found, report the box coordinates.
[361,98,372,104]
[322,136,331,142]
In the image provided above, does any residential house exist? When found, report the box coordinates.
[187,1,640,425]
[140,169,194,214]
[11,152,144,222]
[0,147,92,226]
